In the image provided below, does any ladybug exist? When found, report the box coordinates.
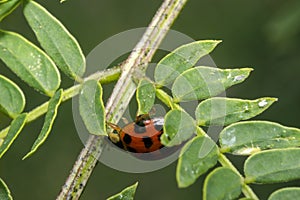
[107,114,165,153]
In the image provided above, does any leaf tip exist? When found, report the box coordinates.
[22,152,32,160]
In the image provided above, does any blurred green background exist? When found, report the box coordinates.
[1,0,300,199]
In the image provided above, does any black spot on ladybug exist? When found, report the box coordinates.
[127,146,137,153]
[134,124,146,133]
[143,137,153,149]
[123,133,132,144]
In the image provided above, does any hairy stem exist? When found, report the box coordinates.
[56,0,188,199]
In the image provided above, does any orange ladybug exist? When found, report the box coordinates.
[107,114,164,153]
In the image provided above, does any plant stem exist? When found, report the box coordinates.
[56,0,188,199]
[0,67,121,139]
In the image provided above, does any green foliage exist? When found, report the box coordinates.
[244,148,300,184]
[220,121,300,155]
[0,178,13,200]
[23,89,63,159]
[176,136,219,188]
[79,80,106,135]
[196,97,277,126]
[0,30,60,96]
[136,79,155,115]
[161,109,196,147]
[0,75,25,118]
[0,0,20,22]
[0,113,27,158]
[172,67,252,102]
[1,1,300,200]
[268,187,300,200]
[203,167,242,200]
[23,0,86,81]
[107,182,138,200]
[154,40,221,86]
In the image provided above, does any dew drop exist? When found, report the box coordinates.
[258,99,268,108]
[184,167,189,172]
[236,147,260,155]
[233,75,245,82]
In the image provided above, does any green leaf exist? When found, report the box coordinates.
[107,182,138,200]
[220,121,300,155]
[23,89,63,160]
[172,67,252,102]
[268,187,300,200]
[203,167,242,200]
[176,135,219,188]
[244,148,300,184]
[0,75,25,118]
[0,113,27,159]
[136,79,155,115]
[196,97,277,126]
[154,40,221,86]
[0,178,13,200]
[0,0,20,22]
[0,30,60,96]
[23,1,86,81]
[161,109,196,147]
[79,80,106,135]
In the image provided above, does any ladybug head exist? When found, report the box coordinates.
[107,122,121,144]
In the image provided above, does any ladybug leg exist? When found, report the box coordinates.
[107,122,122,144]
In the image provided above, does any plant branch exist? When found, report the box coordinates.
[56,0,188,199]
[0,67,121,139]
